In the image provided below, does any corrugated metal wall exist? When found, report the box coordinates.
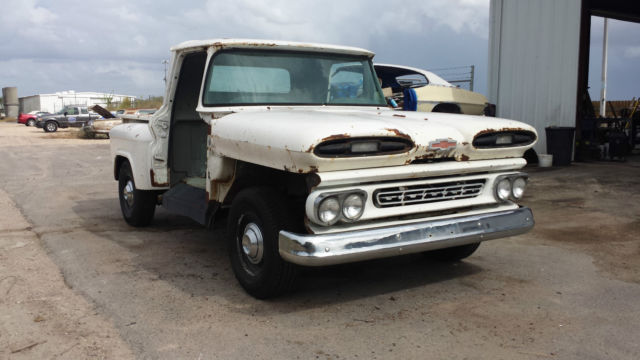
[489,0,582,155]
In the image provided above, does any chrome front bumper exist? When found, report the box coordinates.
[279,207,534,266]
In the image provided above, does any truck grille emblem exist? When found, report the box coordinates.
[429,139,458,150]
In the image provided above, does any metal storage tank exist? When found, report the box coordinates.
[2,87,19,118]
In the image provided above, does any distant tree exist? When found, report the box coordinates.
[102,93,115,110]
[135,96,163,109]
[121,97,132,109]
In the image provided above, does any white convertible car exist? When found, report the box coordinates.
[375,63,492,115]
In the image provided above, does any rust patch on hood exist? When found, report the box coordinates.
[321,133,350,142]
[384,128,412,141]
[305,144,315,153]
[475,127,528,136]
[393,114,406,118]
[150,169,169,187]
[459,154,470,161]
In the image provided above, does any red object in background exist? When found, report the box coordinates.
[18,111,49,126]
[18,113,36,125]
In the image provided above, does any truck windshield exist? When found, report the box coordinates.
[203,50,387,107]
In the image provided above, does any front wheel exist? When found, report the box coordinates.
[423,243,480,262]
[26,119,35,126]
[118,161,156,227]
[227,187,298,299]
[44,121,58,132]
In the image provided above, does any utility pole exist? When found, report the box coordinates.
[469,65,475,92]
[600,18,609,118]
[162,60,169,84]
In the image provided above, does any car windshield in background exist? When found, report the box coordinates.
[203,50,387,107]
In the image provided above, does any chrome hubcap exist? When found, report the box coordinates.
[241,223,264,264]
[46,123,55,131]
[123,180,135,207]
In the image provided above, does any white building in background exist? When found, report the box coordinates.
[19,91,136,113]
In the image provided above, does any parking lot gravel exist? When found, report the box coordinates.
[1,122,639,359]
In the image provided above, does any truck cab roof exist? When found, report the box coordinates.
[170,38,375,58]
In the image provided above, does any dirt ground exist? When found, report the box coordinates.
[1,122,639,359]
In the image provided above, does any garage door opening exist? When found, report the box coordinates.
[576,1,640,162]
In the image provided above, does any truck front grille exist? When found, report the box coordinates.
[373,179,486,208]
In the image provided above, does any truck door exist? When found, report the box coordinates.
[65,106,80,127]
[77,107,92,126]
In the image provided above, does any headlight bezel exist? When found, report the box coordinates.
[314,190,367,226]
[494,173,528,202]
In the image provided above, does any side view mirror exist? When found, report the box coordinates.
[64,112,68,116]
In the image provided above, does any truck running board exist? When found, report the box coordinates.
[161,183,210,225]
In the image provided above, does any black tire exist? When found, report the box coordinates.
[423,243,480,262]
[44,121,58,133]
[118,161,156,227]
[26,119,35,127]
[227,187,298,299]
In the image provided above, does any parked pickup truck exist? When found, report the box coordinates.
[36,105,100,132]
[110,39,537,298]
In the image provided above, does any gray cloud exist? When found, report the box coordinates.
[3,0,638,102]
[1,0,491,97]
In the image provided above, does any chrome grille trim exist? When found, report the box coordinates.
[373,179,485,208]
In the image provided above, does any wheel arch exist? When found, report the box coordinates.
[222,161,315,206]
[432,102,462,114]
[114,155,129,180]
[112,152,155,190]
[211,161,315,230]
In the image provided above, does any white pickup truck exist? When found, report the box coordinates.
[110,39,537,298]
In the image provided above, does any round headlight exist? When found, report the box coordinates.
[512,177,527,199]
[496,178,512,201]
[318,197,340,224]
[342,193,364,220]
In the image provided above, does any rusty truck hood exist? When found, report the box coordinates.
[208,107,537,173]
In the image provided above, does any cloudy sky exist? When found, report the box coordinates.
[1,0,639,101]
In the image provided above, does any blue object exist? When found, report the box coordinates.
[402,88,418,111]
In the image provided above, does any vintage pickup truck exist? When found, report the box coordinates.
[110,39,537,298]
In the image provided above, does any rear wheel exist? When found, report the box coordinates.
[423,243,480,262]
[227,187,298,299]
[44,121,58,132]
[118,161,156,227]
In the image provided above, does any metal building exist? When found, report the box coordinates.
[18,91,136,114]
[488,0,640,157]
